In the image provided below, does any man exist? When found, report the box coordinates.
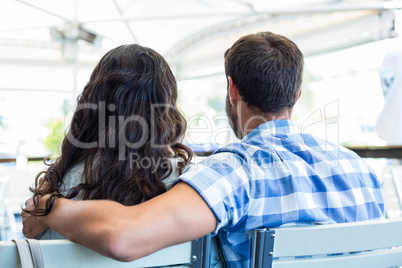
[23,32,384,268]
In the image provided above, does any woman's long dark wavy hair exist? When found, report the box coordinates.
[28,44,192,216]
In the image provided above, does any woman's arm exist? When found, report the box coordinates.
[22,182,217,262]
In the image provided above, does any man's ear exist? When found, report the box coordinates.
[297,88,302,101]
[228,76,239,106]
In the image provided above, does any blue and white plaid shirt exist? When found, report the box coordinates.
[178,120,384,268]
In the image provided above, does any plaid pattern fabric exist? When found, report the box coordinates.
[177,120,384,268]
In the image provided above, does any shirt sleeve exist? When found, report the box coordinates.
[175,152,252,235]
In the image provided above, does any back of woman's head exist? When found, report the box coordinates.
[73,44,186,161]
[30,44,192,215]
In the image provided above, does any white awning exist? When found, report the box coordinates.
[0,0,400,82]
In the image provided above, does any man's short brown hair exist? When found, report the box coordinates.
[224,32,304,114]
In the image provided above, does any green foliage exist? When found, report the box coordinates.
[207,95,225,114]
[43,118,64,158]
[43,99,71,159]
[194,114,204,127]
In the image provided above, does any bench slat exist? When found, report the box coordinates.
[272,218,402,257]
[0,240,192,268]
[0,241,20,267]
[273,246,402,268]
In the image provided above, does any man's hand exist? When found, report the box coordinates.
[21,196,48,238]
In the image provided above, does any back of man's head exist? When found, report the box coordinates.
[224,32,304,114]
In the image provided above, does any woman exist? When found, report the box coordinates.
[28,44,192,239]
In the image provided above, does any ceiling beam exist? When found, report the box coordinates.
[111,0,138,43]
[0,87,72,94]
[80,1,402,24]
[164,1,402,59]
[14,0,69,21]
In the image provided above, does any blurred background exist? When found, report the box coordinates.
[1,0,402,240]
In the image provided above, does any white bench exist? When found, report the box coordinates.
[3,219,402,267]
[251,218,402,268]
[0,234,212,268]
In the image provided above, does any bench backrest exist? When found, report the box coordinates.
[0,234,211,268]
[5,219,401,267]
[251,218,402,268]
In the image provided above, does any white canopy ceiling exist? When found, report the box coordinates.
[1,0,402,155]
[0,0,401,82]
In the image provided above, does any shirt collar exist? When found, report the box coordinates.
[242,120,300,142]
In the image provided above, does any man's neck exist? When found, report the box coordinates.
[239,102,290,137]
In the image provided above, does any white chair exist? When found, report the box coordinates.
[0,234,212,267]
[251,218,402,268]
